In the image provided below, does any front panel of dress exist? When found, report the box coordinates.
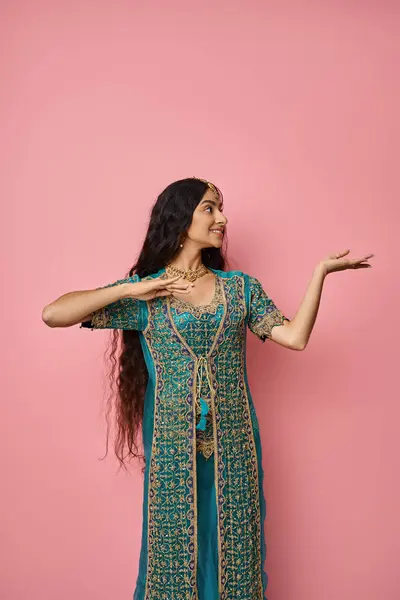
[142,274,264,600]
[210,277,264,599]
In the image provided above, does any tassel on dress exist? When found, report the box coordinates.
[196,397,209,431]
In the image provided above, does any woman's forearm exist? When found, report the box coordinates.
[289,263,327,349]
[42,283,131,328]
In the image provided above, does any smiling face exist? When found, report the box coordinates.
[185,186,228,249]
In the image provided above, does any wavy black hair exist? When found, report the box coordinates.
[100,178,229,473]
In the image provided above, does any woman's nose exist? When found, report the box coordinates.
[217,213,227,225]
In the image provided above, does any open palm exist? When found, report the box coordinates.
[321,249,374,274]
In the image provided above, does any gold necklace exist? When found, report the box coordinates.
[165,262,209,282]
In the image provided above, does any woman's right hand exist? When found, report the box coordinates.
[125,275,194,301]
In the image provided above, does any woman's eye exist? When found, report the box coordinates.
[205,205,224,213]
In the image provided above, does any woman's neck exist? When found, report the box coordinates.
[168,250,204,272]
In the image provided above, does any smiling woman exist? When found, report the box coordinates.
[79,263,289,600]
[44,176,356,600]
[43,177,292,599]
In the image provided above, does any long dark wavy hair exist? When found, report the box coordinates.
[100,178,229,473]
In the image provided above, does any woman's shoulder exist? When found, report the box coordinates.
[132,268,165,281]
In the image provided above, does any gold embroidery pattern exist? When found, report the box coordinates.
[85,275,142,330]
[91,308,109,328]
[208,276,264,598]
[247,276,288,341]
[167,279,225,460]
[143,298,198,600]
[250,310,287,340]
[196,432,215,460]
[141,271,266,599]
[160,271,223,318]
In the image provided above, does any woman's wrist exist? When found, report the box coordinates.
[119,282,136,299]
[314,262,328,279]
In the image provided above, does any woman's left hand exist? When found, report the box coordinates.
[318,249,375,275]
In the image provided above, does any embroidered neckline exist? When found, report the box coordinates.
[167,273,223,317]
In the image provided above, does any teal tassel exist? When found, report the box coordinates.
[196,397,209,431]
[197,415,207,431]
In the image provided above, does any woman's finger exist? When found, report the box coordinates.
[153,276,193,289]
[152,275,181,286]
[350,263,371,269]
[164,286,192,293]
[167,283,194,291]
[163,275,182,282]
[353,255,374,265]
[328,249,350,260]
[155,288,191,297]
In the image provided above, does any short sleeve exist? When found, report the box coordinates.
[246,275,289,343]
[80,274,145,331]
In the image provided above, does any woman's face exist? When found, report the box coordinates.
[185,187,227,249]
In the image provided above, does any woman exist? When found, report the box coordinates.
[42,177,373,600]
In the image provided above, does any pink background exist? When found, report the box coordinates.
[1,1,399,599]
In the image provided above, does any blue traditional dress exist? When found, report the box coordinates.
[81,267,289,600]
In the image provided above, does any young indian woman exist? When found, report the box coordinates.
[42,177,373,600]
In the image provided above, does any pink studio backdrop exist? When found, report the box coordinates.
[1,1,399,599]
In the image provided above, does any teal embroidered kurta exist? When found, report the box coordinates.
[81,267,289,600]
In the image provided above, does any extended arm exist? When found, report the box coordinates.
[271,264,326,350]
[271,249,374,350]
[42,282,133,328]
[42,273,193,329]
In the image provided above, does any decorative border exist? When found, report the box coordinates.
[143,299,197,599]
[209,275,264,598]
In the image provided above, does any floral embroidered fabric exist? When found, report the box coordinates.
[81,267,289,600]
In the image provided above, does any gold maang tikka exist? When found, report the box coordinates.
[192,176,219,198]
